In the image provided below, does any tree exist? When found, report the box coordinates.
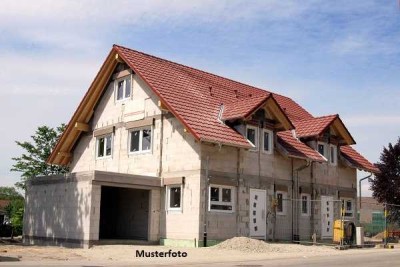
[11,124,69,190]
[0,186,24,237]
[0,186,23,200]
[370,137,400,223]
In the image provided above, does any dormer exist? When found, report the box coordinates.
[293,114,355,165]
[221,93,294,152]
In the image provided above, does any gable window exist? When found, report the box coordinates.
[262,129,273,154]
[96,134,112,158]
[166,185,182,211]
[209,185,235,212]
[301,193,311,216]
[246,125,258,150]
[329,144,337,166]
[342,198,354,218]
[129,127,152,153]
[115,75,131,101]
[276,191,287,215]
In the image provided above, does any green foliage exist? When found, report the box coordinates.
[11,124,69,190]
[0,186,23,200]
[370,137,400,223]
[5,198,24,236]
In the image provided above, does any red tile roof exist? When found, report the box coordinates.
[114,45,376,172]
[222,92,269,120]
[293,115,338,138]
[340,146,379,173]
[277,131,326,162]
[49,44,377,172]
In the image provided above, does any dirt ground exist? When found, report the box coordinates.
[0,237,397,266]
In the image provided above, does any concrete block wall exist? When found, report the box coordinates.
[24,179,94,247]
[70,73,163,176]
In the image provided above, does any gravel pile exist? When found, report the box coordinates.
[213,237,334,253]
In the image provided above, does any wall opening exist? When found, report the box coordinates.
[99,186,149,240]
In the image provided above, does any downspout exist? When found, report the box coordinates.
[359,173,373,210]
[310,161,315,238]
[236,148,241,236]
[203,156,210,247]
[158,112,164,177]
[293,159,311,242]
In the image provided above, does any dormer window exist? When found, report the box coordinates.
[246,125,258,150]
[262,129,273,154]
[115,75,131,101]
[317,143,326,157]
[329,144,337,166]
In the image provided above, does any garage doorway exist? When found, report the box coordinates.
[99,186,150,240]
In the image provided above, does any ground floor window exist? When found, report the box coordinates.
[276,191,287,215]
[301,193,311,216]
[209,185,235,212]
[166,185,182,211]
[342,198,354,218]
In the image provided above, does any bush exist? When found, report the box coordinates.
[5,198,24,237]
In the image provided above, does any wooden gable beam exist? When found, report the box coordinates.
[265,97,293,130]
[74,122,90,132]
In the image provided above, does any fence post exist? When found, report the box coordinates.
[340,200,345,247]
[384,203,388,246]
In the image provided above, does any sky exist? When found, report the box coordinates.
[0,0,399,197]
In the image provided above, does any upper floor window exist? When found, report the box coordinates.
[96,134,112,158]
[129,127,152,153]
[262,129,273,154]
[115,75,131,101]
[209,185,235,212]
[246,125,258,150]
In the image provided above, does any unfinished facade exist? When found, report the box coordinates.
[23,45,378,248]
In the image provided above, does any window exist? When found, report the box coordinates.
[129,127,152,153]
[342,198,354,218]
[317,142,326,157]
[301,193,311,216]
[209,185,235,212]
[246,125,258,150]
[329,144,337,165]
[166,185,182,211]
[262,129,273,154]
[276,191,287,215]
[96,134,112,158]
[115,75,131,101]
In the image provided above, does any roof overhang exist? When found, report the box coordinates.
[48,49,119,165]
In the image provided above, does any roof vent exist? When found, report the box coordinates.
[209,86,213,96]
[234,89,238,98]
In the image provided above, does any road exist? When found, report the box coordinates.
[0,248,399,267]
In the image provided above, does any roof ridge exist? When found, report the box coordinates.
[114,44,272,95]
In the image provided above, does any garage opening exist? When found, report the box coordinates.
[99,186,149,240]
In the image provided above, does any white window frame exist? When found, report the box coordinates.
[262,129,274,154]
[208,185,235,213]
[329,144,337,166]
[246,125,258,151]
[300,193,311,216]
[114,75,132,102]
[128,126,153,154]
[276,191,288,215]
[96,134,113,159]
[342,198,354,218]
[166,185,183,212]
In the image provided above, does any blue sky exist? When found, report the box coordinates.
[0,0,399,195]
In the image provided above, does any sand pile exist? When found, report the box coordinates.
[213,237,334,253]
